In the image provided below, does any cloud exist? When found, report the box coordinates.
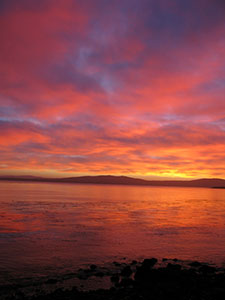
[0,0,224,178]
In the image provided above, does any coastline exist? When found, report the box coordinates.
[1,258,225,300]
[0,175,225,188]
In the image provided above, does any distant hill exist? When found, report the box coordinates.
[0,175,225,188]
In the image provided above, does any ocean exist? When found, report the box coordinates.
[0,181,225,285]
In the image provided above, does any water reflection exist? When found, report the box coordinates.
[0,181,225,282]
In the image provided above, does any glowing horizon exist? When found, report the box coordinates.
[0,0,225,179]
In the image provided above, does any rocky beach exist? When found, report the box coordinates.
[1,258,225,300]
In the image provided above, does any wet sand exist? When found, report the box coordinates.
[1,258,225,300]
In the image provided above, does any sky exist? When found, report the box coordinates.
[0,0,225,179]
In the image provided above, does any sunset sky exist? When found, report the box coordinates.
[0,0,225,179]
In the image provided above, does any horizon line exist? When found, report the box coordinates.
[0,174,224,182]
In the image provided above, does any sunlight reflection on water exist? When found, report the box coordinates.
[0,181,225,282]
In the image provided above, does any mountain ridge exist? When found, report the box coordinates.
[0,175,225,188]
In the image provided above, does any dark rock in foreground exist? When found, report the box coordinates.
[2,258,225,300]
[120,266,132,277]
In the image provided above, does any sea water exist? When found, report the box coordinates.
[0,181,225,284]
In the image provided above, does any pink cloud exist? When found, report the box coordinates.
[0,0,224,178]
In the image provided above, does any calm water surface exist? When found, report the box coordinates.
[0,181,225,283]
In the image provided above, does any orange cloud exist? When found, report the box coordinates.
[0,0,224,179]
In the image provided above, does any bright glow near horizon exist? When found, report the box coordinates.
[0,0,225,179]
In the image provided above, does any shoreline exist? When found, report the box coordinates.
[1,176,225,189]
[1,258,225,300]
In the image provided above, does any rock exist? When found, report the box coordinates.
[119,278,134,287]
[134,258,158,283]
[4,258,225,300]
[142,258,158,268]
[121,266,132,277]
[189,261,202,267]
[215,273,225,287]
[90,264,97,270]
[110,274,120,284]
[113,261,121,266]
[77,273,88,280]
[95,271,104,277]
[131,260,137,265]
[199,265,216,274]
[134,266,154,283]
[166,263,182,271]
